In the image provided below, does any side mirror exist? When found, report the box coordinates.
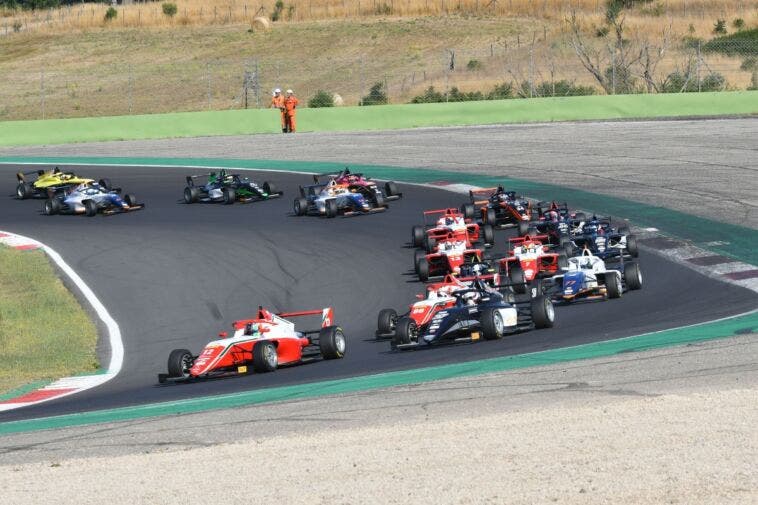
[218,331,228,338]
[415,294,424,300]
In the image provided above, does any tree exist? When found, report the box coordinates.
[308,90,335,108]
[361,82,388,106]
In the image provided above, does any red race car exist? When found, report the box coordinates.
[414,233,486,282]
[463,186,533,233]
[158,306,345,383]
[411,208,494,252]
[376,272,500,339]
[313,167,402,203]
[497,234,568,291]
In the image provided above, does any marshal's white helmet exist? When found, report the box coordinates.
[286,89,293,94]
[274,88,281,93]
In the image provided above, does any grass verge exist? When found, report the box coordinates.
[0,245,98,395]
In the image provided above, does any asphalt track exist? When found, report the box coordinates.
[1,164,756,423]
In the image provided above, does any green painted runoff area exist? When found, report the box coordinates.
[2,156,757,265]
[0,310,755,435]
[1,91,756,147]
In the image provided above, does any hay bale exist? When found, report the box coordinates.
[333,93,344,106]
[252,16,271,31]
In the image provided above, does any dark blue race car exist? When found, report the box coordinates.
[293,180,386,218]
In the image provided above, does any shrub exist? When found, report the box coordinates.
[410,86,445,104]
[534,80,596,97]
[447,87,484,102]
[603,64,637,94]
[740,57,757,72]
[703,28,758,57]
[732,18,745,31]
[12,20,22,32]
[361,82,388,106]
[374,2,392,15]
[104,6,117,21]
[271,0,284,21]
[161,2,177,17]
[661,70,726,93]
[640,1,665,17]
[308,90,334,108]
[466,59,483,71]
[595,26,609,38]
[486,82,514,100]
[713,19,727,35]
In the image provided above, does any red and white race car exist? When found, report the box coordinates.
[158,306,345,383]
[411,208,494,252]
[375,272,500,339]
[414,234,485,282]
[497,234,568,290]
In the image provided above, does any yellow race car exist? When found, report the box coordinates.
[16,167,95,199]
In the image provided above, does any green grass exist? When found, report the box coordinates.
[0,246,98,395]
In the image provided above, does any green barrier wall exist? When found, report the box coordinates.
[1,91,756,147]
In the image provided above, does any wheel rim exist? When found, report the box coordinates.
[545,301,555,321]
[264,344,277,367]
[180,354,193,377]
[44,201,52,214]
[636,269,642,285]
[335,331,346,353]
[184,189,191,203]
[390,315,397,331]
[493,311,504,334]
[16,185,24,198]
[409,323,418,343]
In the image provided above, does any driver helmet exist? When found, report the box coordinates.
[445,217,454,226]
[244,323,260,336]
[548,210,559,223]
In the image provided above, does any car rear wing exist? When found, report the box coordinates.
[185,170,233,187]
[509,233,549,244]
[468,187,499,205]
[277,307,335,329]
[423,208,461,226]
[16,169,48,182]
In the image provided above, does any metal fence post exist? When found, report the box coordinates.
[40,66,46,120]
[128,64,133,114]
[696,40,701,93]
[207,62,212,110]
[528,39,534,98]
[254,59,260,108]
[611,48,616,95]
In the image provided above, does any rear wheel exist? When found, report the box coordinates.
[183,187,198,204]
[43,199,59,216]
[384,181,399,198]
[574,212,587,222]
[482,224,494,246]
[485,208,496,225]
[606,273,622,299]
[618,226,630,236]
[517,221,531,236]
[393,317,418,347]
[414,250,426,272]
[83,199,98,217]
[377,309,398,336]
[626,234,639,258]
[559,237,574,256]
[16,182,32,199]
[424,236,437,253]
[262,181,277,196]
[557,254,569,270]
[461,203,475,219]
[508,264,526,294]
[98,178,112,190]
[325,199,338,218]
[412,225,425,247]
[294,197,308,216]
[624,262,643,290]
[531,295,555,329]
[252,341,278,372]
[319,326,346,359]
[481,308,505,340]
[417,258,430,282]
[124,194,137,207]
[222,188,235,205]
[167,349,194,378]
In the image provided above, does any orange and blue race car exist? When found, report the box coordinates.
[158,306,346,383]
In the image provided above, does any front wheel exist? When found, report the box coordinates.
[377,309,398,336]
[626,234,639,258]
[252,341,278,372]
[481,308,505,340]
[83,199,98,217]
[262,181,277,196]
[167,349,194,378]
[384,181,399,198]
[294,197,308,216]
[531,295,555,329]
[417,258,430,282]
[485,208,496,225]
[373,191,385,209]
[16,182,32,199]
[461,203,475,219]
[508,264,526,294]
[325,199,338,218]
[222,188,236,205]
[412,225,425,247]
[43,199,59,216]
[124,194,138,207]
[319,326,346,359]
[482,224,494,246]
[606,273,622,299]
[424,236,437,254]
[624,262,643,290]
[184,187,198,204]
[393,317,418,347]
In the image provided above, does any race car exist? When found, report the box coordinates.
[411,208,494,252]
[16,167,95,199]
[571,216,639,260]
[376,271,500,340]
[294,179,386,218]
[158,306,345,383]
[534,201,587,224]
[497,234,569,291]
[312,168,402,202]
[527,209,578,256]
[183,170,282,204]
[546,249,642,303]
[462,186,533,232]
[389,277,555,350]
[42,181,144,217]
[415,234,485,282]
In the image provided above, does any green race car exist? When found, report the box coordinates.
[183,170,283,205]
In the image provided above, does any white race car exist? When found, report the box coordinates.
[548,250,642,303]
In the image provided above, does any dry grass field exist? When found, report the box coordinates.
[0,1,755,119]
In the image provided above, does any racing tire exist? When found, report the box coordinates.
[574,212,587,222]
[16,182,32,200]
[460,203,475,219]
[167,349,194,378]
[481,308,505,340]
[530,295,555,329]
[508,264,527,294]
[43,199,59,216]
[377,309,398,336]
[319,326,346,359]
[325,199,338,218]
[624,262,643,290]
[606,273,622,299]
[98,178,112,190]
[393,317,417,347]
[262,181,277,196]
[222,188,236,205]
[184,187,199,204]
[373,191,385,209]
[124,194,137,207]
[294,197,308,216]
[526,226,538,237]
[618,226,630,236]
[557,254,569,270]
[414,249,426,272]
[412,225,425,247]
[424,236,437,254]
[559,237,575,257]
[252,341,278,373]
[517,221,531,236]
[482,224,495,246]
[417,258,430,282]
[384,181,399,198]
[626,234,639,258]
[83,199,98,217]
[485,208,497,225]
